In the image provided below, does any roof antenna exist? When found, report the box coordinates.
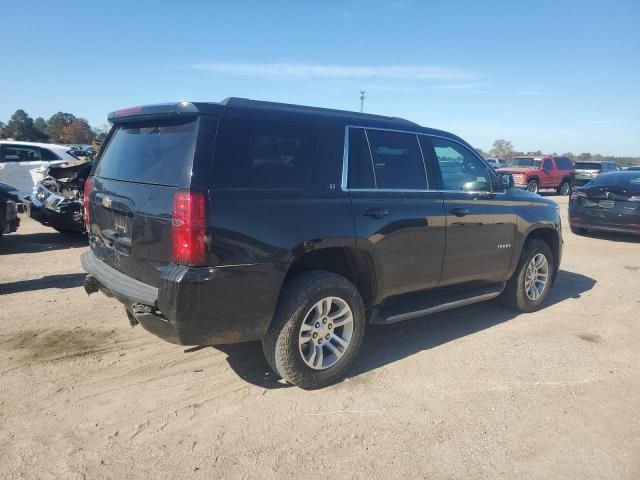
[360,90,366,113]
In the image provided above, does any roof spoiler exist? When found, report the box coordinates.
[108,102,200,124]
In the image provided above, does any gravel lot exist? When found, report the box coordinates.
[1,195,639,479]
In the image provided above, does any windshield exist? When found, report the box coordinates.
[511,158,541,167]
[95,119,198,187]
[587,172,640,190]
[574,162,602,170]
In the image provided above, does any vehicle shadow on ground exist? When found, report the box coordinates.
[0,230,87,255]
[0,273,86,295]
[578,231,640,244]
[208,269,596,389]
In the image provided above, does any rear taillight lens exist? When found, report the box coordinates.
[570,190,587,200]
[83,176,93,229]
[172,191,207,266]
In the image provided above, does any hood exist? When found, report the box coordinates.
[497,167,538,174]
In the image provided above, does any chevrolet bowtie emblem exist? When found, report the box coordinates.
[101,196,112,208]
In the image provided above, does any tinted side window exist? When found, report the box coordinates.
[213,116,317,189]
[556,157,572,170]
[39,148,60,161]
[347,128,375,189]
[1,144,41,162]
[431,137,490,191]
[366,130,427,190]
[542,159,553,170]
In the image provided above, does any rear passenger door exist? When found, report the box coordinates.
[346,127,446,299]
[426,136,516,287]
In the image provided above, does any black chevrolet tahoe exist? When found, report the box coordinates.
[82,98,562,389]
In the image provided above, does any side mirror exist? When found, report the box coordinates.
[496,173,514,190]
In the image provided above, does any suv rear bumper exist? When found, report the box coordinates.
[81,251,283,346]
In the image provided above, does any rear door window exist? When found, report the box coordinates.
[213,116,318,189]
[555,157,573,170]
[366,130,427,190]
[347,127,375,189]
[39,148,60,161]
[94,119,198,187]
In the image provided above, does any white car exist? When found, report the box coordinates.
[0,141,79,198]
[485,157,501,169]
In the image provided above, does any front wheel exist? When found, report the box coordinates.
[262,271,365,389]
[501,239,554,312]
[527,180,539,193]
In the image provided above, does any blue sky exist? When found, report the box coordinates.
[2,0,639,155]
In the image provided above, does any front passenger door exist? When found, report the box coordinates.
[426,136,516,287]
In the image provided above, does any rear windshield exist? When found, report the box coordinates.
[587,172,640,190]
[574,162,601,170]
[95,119,198,186]
[511,158,540,167]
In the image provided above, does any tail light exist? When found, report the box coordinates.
[83,176,93,229]
[172,191,207,266]
[570,190,587,200]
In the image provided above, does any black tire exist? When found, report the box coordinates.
[500,238,554,313]
[557,180,571,195]
[570,225,588,235]
[262,270,365,389]
[526,179,539,193]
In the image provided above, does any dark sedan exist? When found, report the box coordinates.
[569,171,640,236]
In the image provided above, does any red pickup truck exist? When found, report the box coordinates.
[497,155,575,195]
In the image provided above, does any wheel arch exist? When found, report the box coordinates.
[284,246,377,310]
[522,226,561,282]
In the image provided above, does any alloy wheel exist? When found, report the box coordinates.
[525,253,549,301]
[298,297,354,370]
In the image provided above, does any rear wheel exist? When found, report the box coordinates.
[501,238,554,312]
[557,180,571,195]
[527,180,539,193]
[262,271,365,389]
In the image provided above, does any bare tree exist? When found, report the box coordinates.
[490,139,516,161]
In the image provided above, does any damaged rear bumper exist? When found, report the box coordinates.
[80,251,281,346]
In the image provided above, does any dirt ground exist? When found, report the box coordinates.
[1,196,639,479]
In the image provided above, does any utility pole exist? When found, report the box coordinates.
[360,90,366,113]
